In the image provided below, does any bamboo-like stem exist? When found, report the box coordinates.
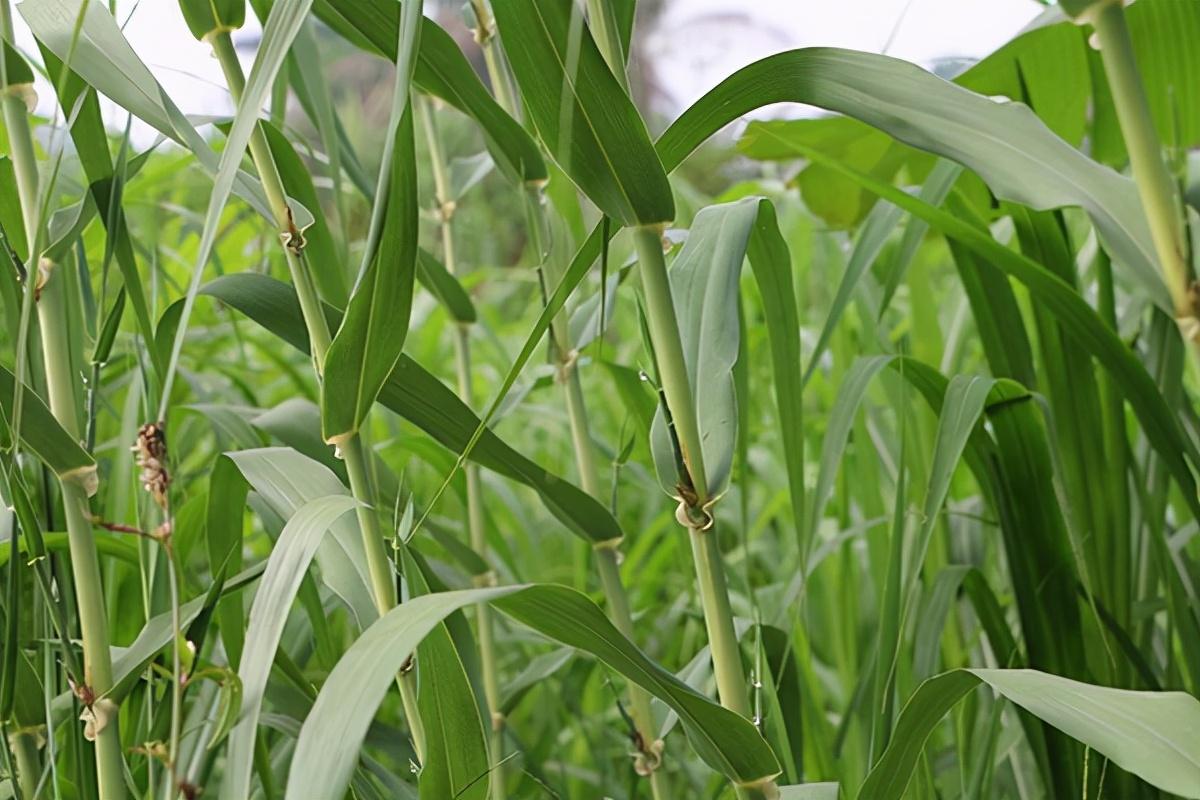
[2,8,125,791]
[456,6,669,790]
[37,266,127,800]
[418,95,506,798]
[467,0,518,116]
[208,30,426,761]
[632,227,751,712]
[1089,2,1197,343]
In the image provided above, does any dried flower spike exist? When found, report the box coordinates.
[132,422,170,510]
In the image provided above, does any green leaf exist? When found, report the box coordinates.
[222,494,360,800]
[224,447,378,627]
[402,548,489,800]
[321,0,421,442]
[491,0,673,226]
[0,366,96,494]
[859,668,1200,800]
[650,198,759,499]
[198,274,625,546]
[286,585,779,800]
[418,248,475,324]
[313,0,546,183]
[2,39,34,87]
[653,47,1164,306]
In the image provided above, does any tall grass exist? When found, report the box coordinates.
[1,0,1199,799]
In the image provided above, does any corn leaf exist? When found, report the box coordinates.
[321,0,421,442]
[286,585,780,800]
[198,274,625,546]
[859,668,1200,799]
[222,494,360,800]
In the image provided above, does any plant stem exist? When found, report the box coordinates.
[2,14,125,793]
[418,94,506,799]
[37,265,127,800]
[468,0,518,115]
[1090,2,1197,340]
[208,29,426,761]
[632,224,753,718]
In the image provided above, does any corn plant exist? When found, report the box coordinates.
[2,0,1199,798]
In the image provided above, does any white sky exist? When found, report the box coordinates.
[9,0,1045,141]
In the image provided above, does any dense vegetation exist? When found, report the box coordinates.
[2,0,1199,798]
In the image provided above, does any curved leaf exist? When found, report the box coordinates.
[222,495,360,800]
[652,47,1163,305]
[286,584,779,800]
[198,274,625,546]
[860,668,1200,800]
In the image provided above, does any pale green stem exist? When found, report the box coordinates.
[419,94,506,798]
[209,29,426,761]
[1090,2,1196,337]
[634,226,765,798]
[632,227,709,499]
[37,264,127,800]
[468,0,519,116]
[3,9,125,790]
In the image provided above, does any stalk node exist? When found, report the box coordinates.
[281,206,307,255]
[34,257,52,301]
[633,737,664,776]
[472,569,499,588]
[674,497,713,532]
[78,698,118,741]
[438,199,457,223]
[490,710,506,731]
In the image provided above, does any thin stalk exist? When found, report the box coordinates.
[467,0,518,116]
[418,95,506,798]
[1089,2,1197,343]
[633,226,767,799]
[208,30,426,760]
[37,266,126,800]
[2,11,124,795]
[454,7,668,790]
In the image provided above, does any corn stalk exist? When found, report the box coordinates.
[205,28,426,760]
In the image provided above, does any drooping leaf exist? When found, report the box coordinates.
[286,585,779,800]
[859,668,1200,800]
[222,494,360,800]
[647,47,1164,306]
[198,274,625,546]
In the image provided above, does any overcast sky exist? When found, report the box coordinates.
[9,0,1046,142]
